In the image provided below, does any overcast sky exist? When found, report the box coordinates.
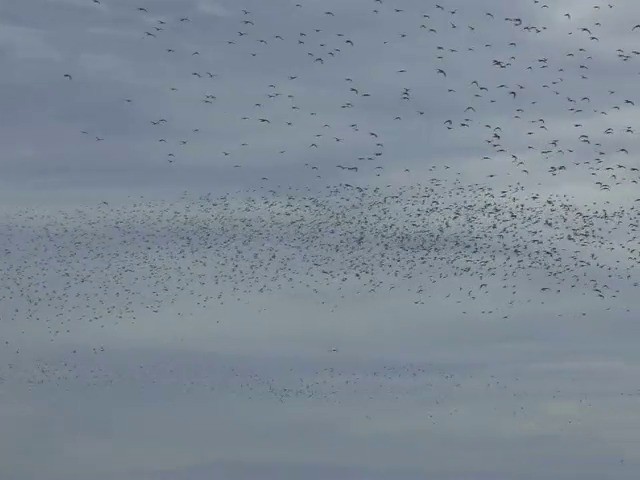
[1,0,640,479]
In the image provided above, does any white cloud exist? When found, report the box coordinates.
[0,25,61,60]
[195,1,232,17]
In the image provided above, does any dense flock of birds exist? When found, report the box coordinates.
[1,183,638,397]
[1,0,639,437]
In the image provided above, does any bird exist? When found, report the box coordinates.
[18,0,638,423]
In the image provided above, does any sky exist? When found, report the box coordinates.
[0,0,639,479]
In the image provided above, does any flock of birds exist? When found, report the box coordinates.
[1,0,639,447]
[63,0,640,193]
[1,181,637,387]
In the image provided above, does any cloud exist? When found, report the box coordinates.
[195,1,232,17]
[0,24,61,60]
[1,0,640,478]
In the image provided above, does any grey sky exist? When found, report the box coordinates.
[1,0,639,479]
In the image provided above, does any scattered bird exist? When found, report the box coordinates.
[0,1,635,441]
